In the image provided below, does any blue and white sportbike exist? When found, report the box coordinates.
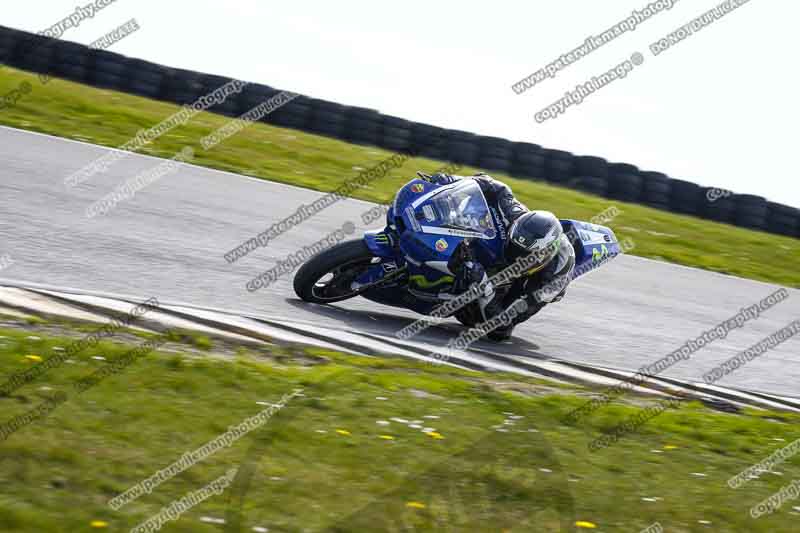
[294,175,621,338]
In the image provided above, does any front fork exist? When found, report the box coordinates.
[363,228,398,259]
[357,228,406,289]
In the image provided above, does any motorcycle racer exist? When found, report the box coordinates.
[419,172,576,341]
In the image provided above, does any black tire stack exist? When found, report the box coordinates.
[345,107,382,146]
[607,163,642,202]
[237,84,279,117]
[669,179,703,216]
[477,136,514,174]
[198,74,241,117]
[10,34,54,78]
[379,115,413,152]
[445,130,479,167]
[51,41,91,85]
[125,58,166,99]
[640,171,672,210]
[412,123,447,160]
[0,27,23,65]
[542,149,574,184]
[269,94,312,130]
[161,67,206,106]
[512,142,546,180]
[90,49,128,91]
[571,156,609,197]
[733,195,768,231]
[766,202,800,237]
[308,99,348,139]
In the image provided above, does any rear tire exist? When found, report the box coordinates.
[293,239,375,304]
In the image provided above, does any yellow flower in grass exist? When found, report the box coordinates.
[663,444,679,450]
[426,431,444,439]
[336,429,351,436]
[24,354,42,363]
[575,521,597,528]
[379,435,395,440]
[90,520,108,528]
[406,501,426,509]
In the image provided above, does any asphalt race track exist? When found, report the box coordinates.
[1,126,797,397]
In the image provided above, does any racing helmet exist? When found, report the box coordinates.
[506,211,563,272]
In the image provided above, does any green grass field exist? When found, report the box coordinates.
[0,67,798,288]
[0,313,799,532]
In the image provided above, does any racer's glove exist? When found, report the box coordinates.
[417,171,458,185]
[447,242,503,323]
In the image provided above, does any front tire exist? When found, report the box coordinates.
[293,239,375,303]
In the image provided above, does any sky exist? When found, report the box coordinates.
[5,0,799,207]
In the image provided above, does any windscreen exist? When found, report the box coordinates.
[425,180,497,239]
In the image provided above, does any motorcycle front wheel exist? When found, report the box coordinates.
[293,239,376,304]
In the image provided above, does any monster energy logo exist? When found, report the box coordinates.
[409,274,454,289]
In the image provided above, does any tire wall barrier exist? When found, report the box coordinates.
[1,25,797,239]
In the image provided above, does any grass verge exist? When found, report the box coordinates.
[0,314,798,532]
[0,67,798,288]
